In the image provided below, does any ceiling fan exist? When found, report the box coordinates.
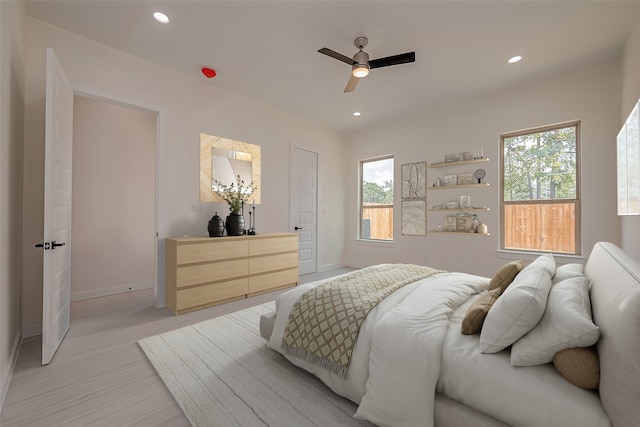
[318,37,415,93]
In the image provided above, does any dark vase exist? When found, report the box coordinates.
[225,213,245,236]
[207,212,225,237]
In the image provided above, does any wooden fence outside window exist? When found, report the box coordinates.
[362,204,393,240]
[503,203,576,254]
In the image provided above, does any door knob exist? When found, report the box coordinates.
[295,226,303,230]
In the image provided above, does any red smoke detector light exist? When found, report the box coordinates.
[201,67,216,79]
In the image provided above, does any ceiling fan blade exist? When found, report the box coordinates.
[318,48,355,65]
[369,52,416,69]
[344,75,359,93]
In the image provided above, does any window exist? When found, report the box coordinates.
[617,99,640,215]
[360,156,394,241]
[501,121,580,254]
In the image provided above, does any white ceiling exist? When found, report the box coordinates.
[25,1,640,134]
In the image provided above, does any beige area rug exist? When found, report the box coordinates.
[138,303,373,427]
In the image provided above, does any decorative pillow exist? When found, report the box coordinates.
[461,288,501,335]
[553,346,600,389]
[528,253,556,277]
[510,275,599,366]
[487,260,523,293]
[552,263,585,285]
[479,265,552,353]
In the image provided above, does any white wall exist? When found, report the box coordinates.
[71,96,156,300]
[21,17,347,336]
[0,0,25,408]
[620,15,640,261]
[345,60,622,277]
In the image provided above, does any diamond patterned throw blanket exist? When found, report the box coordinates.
[281,264,445,378]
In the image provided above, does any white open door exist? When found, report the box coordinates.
[40,47,74,365]
[290,146,317,275]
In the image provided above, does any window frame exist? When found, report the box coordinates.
[500,121,581,255]
[359,155,394,242]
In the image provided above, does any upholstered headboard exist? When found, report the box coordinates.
[585,242,640,427]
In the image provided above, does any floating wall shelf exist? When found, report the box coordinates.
[428,207,490,212]
[429,231,491,236]
[429,183,490,190]
[428,158,490,168]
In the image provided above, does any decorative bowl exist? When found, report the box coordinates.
[445,201,459,209]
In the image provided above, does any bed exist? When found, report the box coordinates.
[259,242,640,426]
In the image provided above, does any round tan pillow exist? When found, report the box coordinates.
[552,346,600,389]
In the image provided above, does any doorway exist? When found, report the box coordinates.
[71,96,157,301]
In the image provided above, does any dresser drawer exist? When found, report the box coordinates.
[249,268,298,295]
[249,235,298,256]
[176,278,248,311]
[249,252,297,275]
[176,259,248,288]
[176,240,247,264]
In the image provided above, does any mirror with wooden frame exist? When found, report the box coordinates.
[200,133,261,203]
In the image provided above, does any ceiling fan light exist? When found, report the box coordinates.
[352,63,370,78]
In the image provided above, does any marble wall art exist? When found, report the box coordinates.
[401,161,426,199]
[401,200,426,236]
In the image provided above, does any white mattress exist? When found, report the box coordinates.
[437,295,612,427]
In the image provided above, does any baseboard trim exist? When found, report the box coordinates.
[316,263,347,273]
[0,331,22,414]
[343,261,369,270]
[23,323,41,338]
[71,281,155,302]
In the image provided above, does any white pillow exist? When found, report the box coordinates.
[479,265,552,353]
[529,253,556,277]
[510,275,599,366]
[552,263,584,285]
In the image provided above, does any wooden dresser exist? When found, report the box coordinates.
[165,232,298,314]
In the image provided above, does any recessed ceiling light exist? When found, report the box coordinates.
[508,55,522,64]
[153,11,170,24]
[353,112,362,117]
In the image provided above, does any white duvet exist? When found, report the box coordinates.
[268,271,488,427]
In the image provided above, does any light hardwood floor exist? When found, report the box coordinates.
[1,268,353,427]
